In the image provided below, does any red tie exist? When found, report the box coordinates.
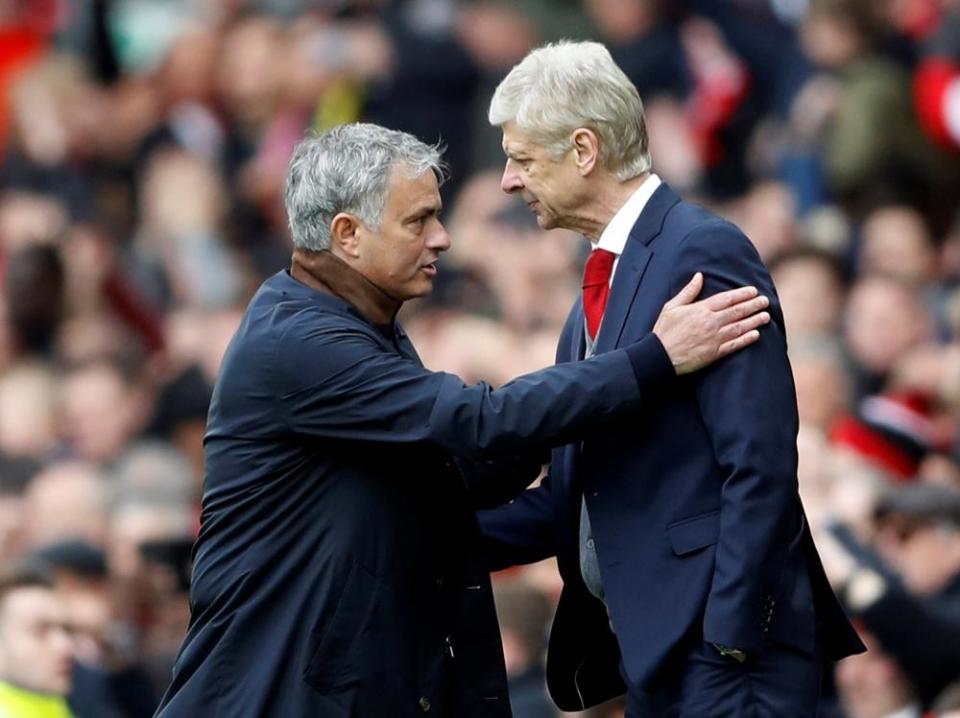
[582,248,617,341]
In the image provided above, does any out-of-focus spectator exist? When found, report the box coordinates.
[726,180,798,261]
[799,0,959,219]
[112,442,195,511]
[138,148,244,311]
[32,539,158,718]
[859,205,938,286]
[830,391,936,482]
[0,0,50,152]
[835,631,922,718]
[3,243,64,357]
[770,246,846,339]
[0,362,58,459]
[0,560,74,717]
[820,483,960,708]
[0,454,39,561]
[791,337,852,431]
[843,275,932,399]
[3,56,101,221]
[933,682,960,718]
[585,0,690,101]
[23,462,110,551]
[59,361,149,466]
[108,497,192,586]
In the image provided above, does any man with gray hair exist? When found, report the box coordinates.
[155,121,770,717]
[479,41,865,717]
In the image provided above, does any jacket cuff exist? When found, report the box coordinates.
[623,333,675,394]
[703,615,763,654]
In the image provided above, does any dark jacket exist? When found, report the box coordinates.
[155,252,675,717]
[480,184,865,711]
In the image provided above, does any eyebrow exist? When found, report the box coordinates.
[403,203,442,222]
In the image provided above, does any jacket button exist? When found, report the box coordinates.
[418,697,431,712]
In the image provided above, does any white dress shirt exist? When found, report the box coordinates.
[582,173,662,357]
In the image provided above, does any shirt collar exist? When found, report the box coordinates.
[596,173,661,257]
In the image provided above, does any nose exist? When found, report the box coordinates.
[428,221,451,252]
[500,160,522,194]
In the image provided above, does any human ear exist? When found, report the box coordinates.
[571,128,599,176]
[330,213,363,259]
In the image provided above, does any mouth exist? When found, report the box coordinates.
[527,200,539,212]
[421,261,438,277]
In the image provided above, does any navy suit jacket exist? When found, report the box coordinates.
[480,185,865,710]
[155,269,676,717]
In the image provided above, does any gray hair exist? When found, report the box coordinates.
[285,123,447,251]
[488,41,651,181]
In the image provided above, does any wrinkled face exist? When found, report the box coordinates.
[835,643,911,718]
[499,122,582,231]
[354,167,450,301]
[877,521,960,595]
[0,587,73,696]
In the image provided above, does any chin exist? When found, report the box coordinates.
[404,282,434,301]
[536,214,557,230]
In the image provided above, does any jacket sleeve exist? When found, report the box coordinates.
[672,222,801,653]
[454,451,548,511]
[271,320,674,462]
[476,475,558,570]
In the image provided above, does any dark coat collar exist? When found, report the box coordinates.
[290,249,401,326]
[626,182,681,248]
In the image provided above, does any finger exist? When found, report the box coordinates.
[720,312,771,341]
[714,295,770,325]
[663,272,703,309]
[703,285,759,311]
[716,329,760,357]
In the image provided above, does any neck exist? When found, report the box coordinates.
[576,172,649,242]
[290,249,402,325]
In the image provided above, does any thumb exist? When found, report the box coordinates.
[665,272,703,308]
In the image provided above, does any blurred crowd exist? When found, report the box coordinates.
[0,0,959,716]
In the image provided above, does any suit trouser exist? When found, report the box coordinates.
[625,636,823,718]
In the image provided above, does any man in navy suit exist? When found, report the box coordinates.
[481,41,866,717]
[155,123,771,717]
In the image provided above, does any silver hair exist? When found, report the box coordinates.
[488,41,652,181]
[285,123,447,251]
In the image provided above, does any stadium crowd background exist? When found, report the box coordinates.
[0,0,959,716]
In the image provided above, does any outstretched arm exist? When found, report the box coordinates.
[268,272,769,463]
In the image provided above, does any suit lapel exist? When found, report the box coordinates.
[595,246,651,353]
[595,183,681,353]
